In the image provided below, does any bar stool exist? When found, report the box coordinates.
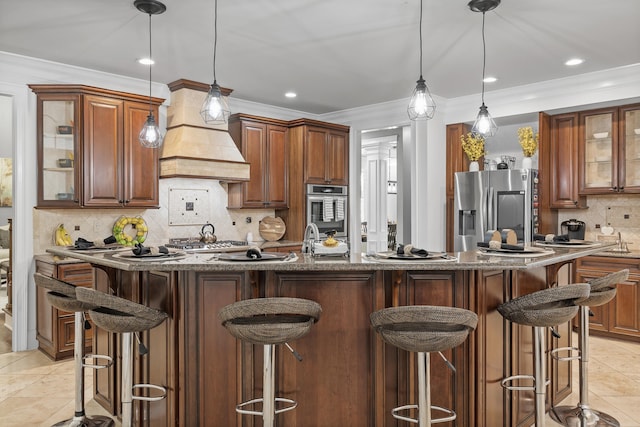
[34,273,115,427]
[551,269,629,427]
[76,287,168,427]
[219,297,322,427]
[498,284,591,427]
[370,305,478,426]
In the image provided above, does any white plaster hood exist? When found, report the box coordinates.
[160,79,249,182]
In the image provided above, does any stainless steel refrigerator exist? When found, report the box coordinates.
[453,169,539,252]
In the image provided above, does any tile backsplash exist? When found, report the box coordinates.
[557,195,640,247]
[33,178,276,254]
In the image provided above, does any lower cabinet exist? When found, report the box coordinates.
[90,263,574,426]
[576,256,640,341]
[35,256,94,361]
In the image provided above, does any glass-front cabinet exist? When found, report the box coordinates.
[622,105,640,190]
[36,94,81,206]
[580,104,640,194]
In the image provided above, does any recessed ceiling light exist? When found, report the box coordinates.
[565,58,584,66]
[285,92,297,98]
[483,76,497,83]
[138,57,154,65]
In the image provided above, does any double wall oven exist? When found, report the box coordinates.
[306,184,348,238]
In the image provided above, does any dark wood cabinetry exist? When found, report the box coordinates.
[228,114,289,208]
[30,84,163,208]
[279,118,350,241]
[545,112,587,209]
[576,256,640,342]
[88,261,573,426]
[289,119,349,186]
[35,256,94,360]
[579,104,640,194]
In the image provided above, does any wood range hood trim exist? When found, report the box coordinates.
[160,79,250,182]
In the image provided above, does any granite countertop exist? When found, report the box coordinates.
[45,243,615,272]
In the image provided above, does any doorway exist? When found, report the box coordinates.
[0,94,13,353]
[360,127,404,254]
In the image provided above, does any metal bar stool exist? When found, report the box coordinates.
[551,269,629,427]
[34,273,115,427]
[498,284,591,427]
[370,305,478,426]
[219,297,322,427]
[76,287,168,427]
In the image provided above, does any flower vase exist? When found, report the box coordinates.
[469,161,480,172]
[522,156,532,169]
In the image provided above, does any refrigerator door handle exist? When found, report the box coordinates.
[487,187,495,230]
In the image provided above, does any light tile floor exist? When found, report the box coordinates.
[0,325,638,426]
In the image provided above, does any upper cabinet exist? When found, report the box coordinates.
[289,119,350,185]
[228,114,289,209]
[579,104,640,194]
[31,85,163,208]
[546,112,587,209]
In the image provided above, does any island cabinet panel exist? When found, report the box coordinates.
[266,271,381,427]
[180,271,251,427]
[474,269,508,427]
[91,268,178,426]
[399,270,472,427]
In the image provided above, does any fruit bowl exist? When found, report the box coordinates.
[112,216,148,246]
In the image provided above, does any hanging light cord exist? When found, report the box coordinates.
[212,0,218,82]
[418,0,423,78]
[147,11,153,113]
[480,11,487,105]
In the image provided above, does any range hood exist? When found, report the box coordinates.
[160,79,250,182]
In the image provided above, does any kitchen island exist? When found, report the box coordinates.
[45,244,611,427]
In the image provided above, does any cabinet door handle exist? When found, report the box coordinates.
[573,200,578,206]
[124,200,130,204]
[619,186,624,191]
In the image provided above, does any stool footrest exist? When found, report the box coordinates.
[391,404,456,424]
[236,397,298,416]
[83,354,113,370]
[501,374,536,391]
[550,346,580,362]
[132,383,167,402]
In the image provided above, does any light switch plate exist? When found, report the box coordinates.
[168,188,211,225]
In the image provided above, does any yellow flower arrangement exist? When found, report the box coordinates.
[518,126,539,157]
[460,132,485,161]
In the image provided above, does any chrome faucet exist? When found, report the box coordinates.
[302,223,320,253]
[616,232,630,253]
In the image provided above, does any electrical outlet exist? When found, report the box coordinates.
[74,225,80,231]
[246,217,252,223]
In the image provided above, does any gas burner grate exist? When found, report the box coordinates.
[165,239,248,250]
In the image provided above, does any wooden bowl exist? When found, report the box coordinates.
[259,217,286,241]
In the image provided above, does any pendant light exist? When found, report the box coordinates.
[407,0,436,120]
[201,0,230,124]
[135,0,166,148]
[469,0,499,137]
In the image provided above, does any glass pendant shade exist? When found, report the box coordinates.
[139,113,163,148]
[200,81,230,125]
[135,0,166,148]
[471,103,497,137]
[408,77,436,120]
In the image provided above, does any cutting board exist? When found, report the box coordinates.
[259,216,286,241]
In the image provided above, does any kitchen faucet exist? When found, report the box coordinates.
[301,223,320,253]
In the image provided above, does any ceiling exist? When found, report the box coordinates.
[1,0,639,114]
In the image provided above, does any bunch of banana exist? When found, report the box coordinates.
[54,224,73,246]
